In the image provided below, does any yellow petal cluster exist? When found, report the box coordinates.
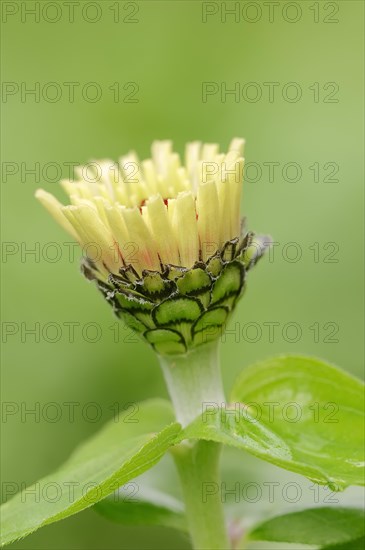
[36,139,245,278]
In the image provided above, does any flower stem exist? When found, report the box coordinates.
[158,341,225,427]
[158,342,230,549]
[172,440,230,549]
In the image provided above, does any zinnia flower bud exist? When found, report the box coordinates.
[36,139,269,355]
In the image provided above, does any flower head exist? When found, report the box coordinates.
[36,139,269,354]
[36,139,246,277]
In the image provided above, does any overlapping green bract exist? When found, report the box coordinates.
[82,231,269,354]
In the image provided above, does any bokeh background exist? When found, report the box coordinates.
[1,1,364,548]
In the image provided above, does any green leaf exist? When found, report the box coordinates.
[95,485,187,532]
[0,400,180,547]
[231,355,365,488]
[321,537,365,550]
[179,356,364,488]
[248,507,365,548]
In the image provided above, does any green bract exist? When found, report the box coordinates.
[82,232,269,355]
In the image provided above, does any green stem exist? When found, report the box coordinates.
[158,341,230,550]
[158,341,225,427]
[173,440,230,550]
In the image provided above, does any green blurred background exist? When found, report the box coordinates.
[1,1,364,548]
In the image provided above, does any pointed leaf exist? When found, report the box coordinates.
[231,355,365,488]
[178,356,364,489]
[95,485,187,531]
[248,507,365,548]
[0,400,180,547]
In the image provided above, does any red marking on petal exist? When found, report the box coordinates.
[139,198,169,212]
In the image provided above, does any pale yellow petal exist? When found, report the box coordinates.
[185,141,201,193]
[104,205,129,252]
[120,207,160,274]
[229,137,245,156]
[172,192,199,268]
[35,189,79,241]
[201,143,219,161]
[60,179,79,199]
[222,152,244,239]
[66,205,122,274]
[141,159,158,195]
[152,141,172,178]
[144,195,180,265]
[197,181,220,261]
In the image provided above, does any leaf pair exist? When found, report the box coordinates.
[1,356,364,547]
